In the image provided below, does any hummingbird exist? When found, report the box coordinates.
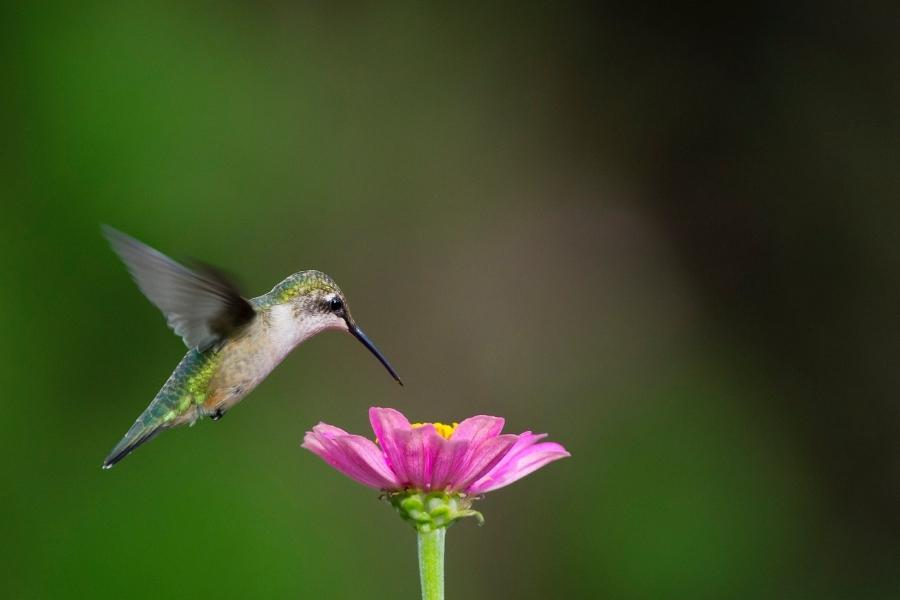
[101,226,402,469]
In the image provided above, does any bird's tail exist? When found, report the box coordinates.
[102,416,166,469]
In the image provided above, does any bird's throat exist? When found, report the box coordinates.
[264,303,334,361]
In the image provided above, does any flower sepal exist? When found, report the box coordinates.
[384,490,484,533]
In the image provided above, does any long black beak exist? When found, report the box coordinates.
[348,322,403,385]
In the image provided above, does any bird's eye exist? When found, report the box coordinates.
[328,297,343,312]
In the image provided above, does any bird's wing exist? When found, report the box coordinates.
[103,226,256,351]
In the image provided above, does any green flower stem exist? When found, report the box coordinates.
[417,527,445,600]
[386,491,482,600]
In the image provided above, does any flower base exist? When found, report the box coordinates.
[385,490,484,533]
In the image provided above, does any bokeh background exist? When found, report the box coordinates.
[4,3,900,598]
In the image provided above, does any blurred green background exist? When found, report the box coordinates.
[4,3,900,598]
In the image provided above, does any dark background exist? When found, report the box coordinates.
[3,3,899,598]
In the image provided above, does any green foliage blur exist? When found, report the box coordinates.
[4,3,900,598]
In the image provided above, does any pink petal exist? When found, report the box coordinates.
[300,423,350,456]
[404,424,447,489]
[367,410,449,489]
[307,423,352,440]
[302,423,400,489]
[428,437,467,490]
[368,407,415,483]
[452,415,505,446]
[467,432,570,494]
[451,434,518,491]
[426,415,508,492]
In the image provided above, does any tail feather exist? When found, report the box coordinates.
[102,346,211,469]
[102,423,165,469]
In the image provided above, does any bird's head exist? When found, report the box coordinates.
[267,270,402,385]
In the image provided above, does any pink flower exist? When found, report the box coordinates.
[302,407,570,494]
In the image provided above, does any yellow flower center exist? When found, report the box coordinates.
[411,421,459,440]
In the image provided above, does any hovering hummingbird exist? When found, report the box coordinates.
[101,226,402,469]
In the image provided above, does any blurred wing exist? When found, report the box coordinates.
[103,226,256,351]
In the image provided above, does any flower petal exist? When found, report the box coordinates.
[451,434,518,491]
[428,437,468,490]
[302,424,399,489]
[452,415,505,446]
[467,432,570,494]
[405,424,447,489]
[425,415,506,491]
[426,416,503,490]
[368,407,414,484]
[307,423,351,440]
